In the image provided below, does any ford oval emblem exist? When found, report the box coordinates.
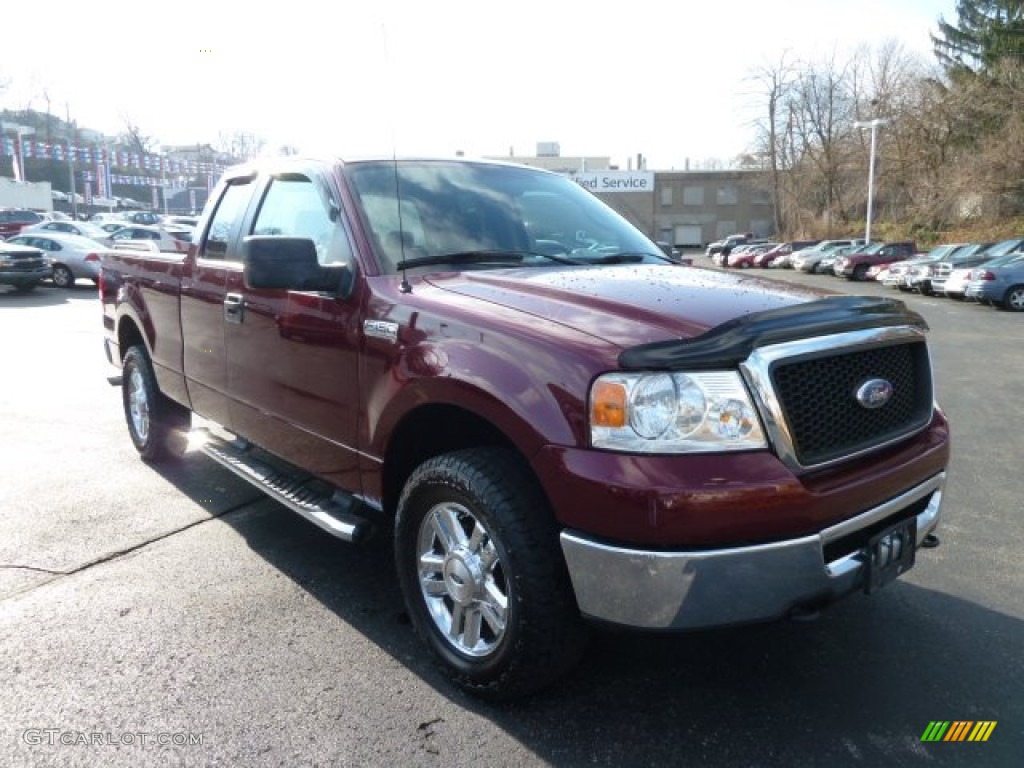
[855,378,894,409]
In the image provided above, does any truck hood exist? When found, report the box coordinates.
[424,265,831,348]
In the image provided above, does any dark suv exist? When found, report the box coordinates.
[0,240,52,292]
[0,209,45,239]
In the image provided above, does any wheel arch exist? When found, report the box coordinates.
[1002,283,1024,310]
[116,314,147,363]
[381,403,543,520]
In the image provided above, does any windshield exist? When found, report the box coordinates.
[344,160,662,275]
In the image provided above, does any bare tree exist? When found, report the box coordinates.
[791,51,860,232]
[746,51,798,235]
[217,131,266,161]
[119,118,156,156]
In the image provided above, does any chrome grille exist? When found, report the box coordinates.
[771,342,933,466]
[741,326,935,471]
[6,258,46,272]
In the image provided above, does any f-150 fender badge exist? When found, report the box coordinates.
[364,319,399,343]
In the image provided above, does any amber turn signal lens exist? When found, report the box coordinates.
[591,380,627,428]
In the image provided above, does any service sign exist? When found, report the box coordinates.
[569,171,654,193]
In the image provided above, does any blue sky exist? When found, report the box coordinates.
[2,1,957,169]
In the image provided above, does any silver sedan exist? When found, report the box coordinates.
[5,233,108,288]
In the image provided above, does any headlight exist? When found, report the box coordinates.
[589,371,768,453]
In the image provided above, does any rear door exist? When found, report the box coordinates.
[223,167,363,491]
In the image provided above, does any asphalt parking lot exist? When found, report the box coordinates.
[1,269,1021,768]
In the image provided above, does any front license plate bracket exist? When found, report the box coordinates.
[864,518,917,593]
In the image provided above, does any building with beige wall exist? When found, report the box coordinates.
[491,145,775,249]
[651,170,774,248]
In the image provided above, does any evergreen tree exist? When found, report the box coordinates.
[932,0,1024,72]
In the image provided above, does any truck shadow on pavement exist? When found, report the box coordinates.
[181,479,1022,768]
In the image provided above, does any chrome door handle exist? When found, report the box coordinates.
[224,293,245,324]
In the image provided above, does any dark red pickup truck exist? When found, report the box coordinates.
[101,157,950,699]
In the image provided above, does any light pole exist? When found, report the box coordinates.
[853,118,889,244]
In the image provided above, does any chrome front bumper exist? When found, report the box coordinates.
[560,472,945,630]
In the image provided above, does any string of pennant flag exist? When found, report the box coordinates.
[1,137,221,175]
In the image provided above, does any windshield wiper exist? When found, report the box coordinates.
[396,249,577,270]
[572,251,666,265]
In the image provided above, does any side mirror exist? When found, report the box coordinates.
[242,236,352,295]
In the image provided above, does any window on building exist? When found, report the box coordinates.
[682,187,704,206]
[660,186,673,207]
[716,186,738,205]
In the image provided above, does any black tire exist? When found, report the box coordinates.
[1002,285,1024,312]
[852,264,868,281]
[51,264,75,289]
[395,447,588,700]
[919,282,934,297]
[121,345,190,461]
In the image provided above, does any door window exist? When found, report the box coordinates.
[251,175,352,266]
[202,180,254,261]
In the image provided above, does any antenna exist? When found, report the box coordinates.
[393,157,411,294]
[381,23,411,294]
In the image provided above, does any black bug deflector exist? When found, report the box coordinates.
[618,296,927,370]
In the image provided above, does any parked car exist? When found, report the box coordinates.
[118,210,163,226]
[833,241,918,280]
[727,243,778,268]
[865,264,890,282]
[817,244,860,275]
[95,221,129,234]
[882,244,967,290]
[705,232,754,259]
[5,233,107,288]
[108,225,193,253]
[943,248,1024,300]
[88,212,125,223]
[905,242,993,295]
[21,220,116,246]
[933,238,1024,298]
[713,242,760,266]
[760,239,820,268]
[965,254,1024,310]
[753,243,787,268]
[0,208,46,239]
[0,240,52,292]
[162,215,201,228]
[791,239,864,273]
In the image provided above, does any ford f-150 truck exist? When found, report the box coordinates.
[101,157,950,699]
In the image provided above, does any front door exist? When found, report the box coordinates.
[224,171,363,492]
